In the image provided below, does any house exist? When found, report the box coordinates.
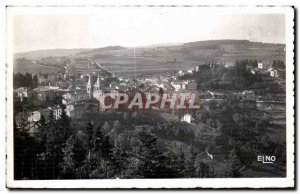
[186,69,194,74]
[171,81,188,92]
[188,82,197,91]
[65,104,75,118]
[62,90,90,105]
[270,69,278,77]
[14,87,31,102]
[38,75,47,84]
[28,111,41,122]
[49,105,63,120]
[181,113,192,123]
[258,62,269,69]
[241,90,255,101]
[207,91,226,99]
[74,90,90,101]
[47,73,57,82]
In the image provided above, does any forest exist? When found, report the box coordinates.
[14,95,286,179]
[13,59,286,179]
[13,72,39,89]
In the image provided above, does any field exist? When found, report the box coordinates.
[14,40,286,76]
[13,59,61,74]
[96,56,195,78]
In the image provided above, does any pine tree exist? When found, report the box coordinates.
[60,135,76,179]
[94,125,104,157]
[136,130,169,178]
[184,149,196,178]
[176,149,186,177]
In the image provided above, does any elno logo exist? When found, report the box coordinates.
[257,155,276,164]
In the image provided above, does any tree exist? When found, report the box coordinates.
[175,150,186,177]
[194,160,214,178]
[60,135,76,179]
[73,132,88,178]
[14,117,42,179]
[184,148,196,178]
[136,130,171,178]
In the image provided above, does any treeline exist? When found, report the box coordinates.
[14,97,286,179]
[14,72,38,89]
[272,60,285,69]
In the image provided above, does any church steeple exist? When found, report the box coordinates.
[94,74,100,90]
[86,74,91,94]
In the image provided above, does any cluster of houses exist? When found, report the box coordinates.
[15,57,281,135]
[251,62,283,78]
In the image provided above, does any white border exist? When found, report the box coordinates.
[5,6,294,189]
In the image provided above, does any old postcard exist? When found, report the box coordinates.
[6,6,294,189]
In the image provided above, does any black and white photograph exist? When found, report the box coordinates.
[5,5,294,189]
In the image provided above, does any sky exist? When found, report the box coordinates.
[12,7,286,53]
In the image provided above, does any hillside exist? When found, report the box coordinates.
[14,48,93,59]
[14,40,286,76]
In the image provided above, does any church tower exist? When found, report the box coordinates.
[86,74,91,95]
[94,74,100,90]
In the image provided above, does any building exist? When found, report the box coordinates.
[188,82,197,91]
[187,69,194,74]
[241,90,255,101]
[86,75,92,96]
[51,105,63,120]
[258,62,269,69]
[181,113,192,123]
[93,88,121,111]
[28,111,41,122]
[62,90,90,105]
[65,104,75,118]
[178,70,184,76]
[94,74,101,90]
[171,81,188,92]
[47,73,57,82]
[270,69,278,77]
[38,75,47,84]
[14,87,31,102]
[207,91,226,99]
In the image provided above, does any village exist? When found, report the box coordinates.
[14,56,286,146]
[12,50,288,179]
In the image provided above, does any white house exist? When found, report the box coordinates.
[52,106,62,120]
[270,69,278,77]
[28,111,41,122]
[181,113,192,123]
[14,87,29,101]
[171,82,183,91]
[187,69,194,74]
[65,104,75,117]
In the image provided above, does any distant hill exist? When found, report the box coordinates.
[14,48,93,59]
[77,46,127,56]
[14,39,286,76]
[75,39,285,62]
